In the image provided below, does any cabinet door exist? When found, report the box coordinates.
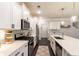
[10,48,21,56]
[22,3,30,20]
[50,36,56,55]
[52,39,56,55]
[12,3,22,30]
[19,48,25,56]
[62,49,71,56]
[20,43,28,56]
[24,44,28,56]
[0,2,11,29]
[34,36,36,48]
[49,22,60,30]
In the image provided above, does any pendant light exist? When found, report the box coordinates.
[71,2,78,22]
[61,8,65,25]
[37,5,42,14]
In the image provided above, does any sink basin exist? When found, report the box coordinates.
[54,36,63,39]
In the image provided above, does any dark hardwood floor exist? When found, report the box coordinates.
[31,38,54,56]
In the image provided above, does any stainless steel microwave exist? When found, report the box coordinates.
[21,19,30,30]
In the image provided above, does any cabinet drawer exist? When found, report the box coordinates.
[49,37,56,55]
[62,49,71,56]
[20,44,28,49]
[9,48,21,56]
[20,43,28,56]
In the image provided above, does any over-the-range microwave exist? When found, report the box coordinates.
[21,19,30,30]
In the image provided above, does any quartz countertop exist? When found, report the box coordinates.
[50,34,79,56]
[0,40,28,56]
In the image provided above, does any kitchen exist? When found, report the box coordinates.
[0,2,79,56]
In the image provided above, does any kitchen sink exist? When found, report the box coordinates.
[54,36,63,39]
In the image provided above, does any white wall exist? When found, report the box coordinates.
[32,17,70,39]
[47,17,79,39]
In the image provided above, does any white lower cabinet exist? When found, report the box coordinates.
[20,47,26,56]
[51,38,56,55]
[33,35,36,48]
[10,48,21,56]
[23,44,28,56]
[62,49,70,56]
[49,35,71,56]
[10,43,28,56]
[49,36,56,55]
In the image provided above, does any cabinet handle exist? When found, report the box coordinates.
[15,52,20,56]
[25,45,27,47]
[52,42,53,44]
[21,53,24,56]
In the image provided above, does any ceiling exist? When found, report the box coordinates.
[25,2,79,18]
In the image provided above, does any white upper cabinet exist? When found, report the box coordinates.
[49,22,61,30]
[12,3,22,30]
[22,3,30,20]
[0,2,11,29]
[0,2,30,29]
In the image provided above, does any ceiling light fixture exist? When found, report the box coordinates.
[71,2,78,22]
[37,5,42,14]
[37,10,41,14]
[61,21,65,25]
[60,8,65,25]
[71,16,77,22]
[61,8,64,17]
